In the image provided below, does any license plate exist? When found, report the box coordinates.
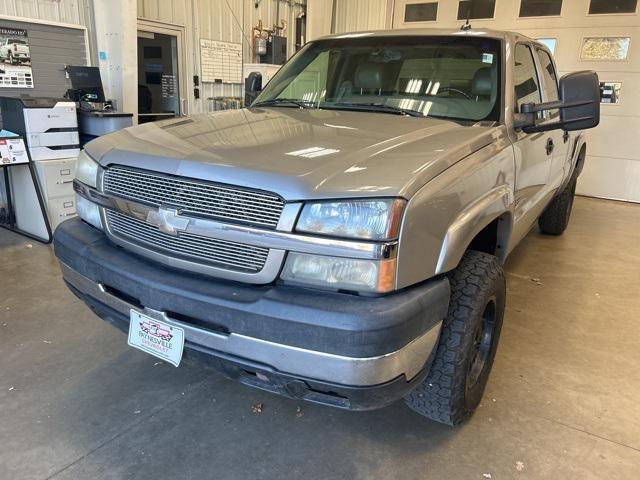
[127,310,185,367]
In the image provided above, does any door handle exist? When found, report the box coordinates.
[563,131,570,143]
[546,138,554,155]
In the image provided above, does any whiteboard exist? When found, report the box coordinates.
[200,39,242,84]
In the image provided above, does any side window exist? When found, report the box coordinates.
[536,49,559,101]
[536,48,560,117]
[514,44,541,112]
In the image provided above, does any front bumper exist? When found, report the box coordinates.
[54,218,450,410]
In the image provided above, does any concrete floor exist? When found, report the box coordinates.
[1,196,639,480]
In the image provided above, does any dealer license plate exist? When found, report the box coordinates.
[128,310,185,367]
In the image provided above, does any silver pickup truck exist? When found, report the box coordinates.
[55,28,599,425]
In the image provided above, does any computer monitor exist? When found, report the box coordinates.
[66,66,105,103]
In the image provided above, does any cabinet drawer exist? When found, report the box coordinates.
[47,196,77,230]
[36,158,77,199]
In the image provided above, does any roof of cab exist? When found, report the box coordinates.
[317,27,534,44]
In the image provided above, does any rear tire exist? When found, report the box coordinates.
[538,175,577,236]
[404,250,505,425]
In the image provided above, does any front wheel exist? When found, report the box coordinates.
[404,250,505,425]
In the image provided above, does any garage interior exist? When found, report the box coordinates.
[1,1,639,479]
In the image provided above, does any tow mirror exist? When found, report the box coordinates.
[514,71,600,133]
[244,72,263,107]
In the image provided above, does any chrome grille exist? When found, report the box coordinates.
[103,165,284,228]
[106,210,269,273]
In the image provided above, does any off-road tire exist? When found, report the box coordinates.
[538,175,577,235]
[404,250,505,425]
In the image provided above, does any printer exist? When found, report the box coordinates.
[0,96,80,231]
[0,96,80,161]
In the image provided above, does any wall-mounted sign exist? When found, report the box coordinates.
[200,39,242,84]
[0,27,33,88]
[161,74,177,98]
[0,137,29,164]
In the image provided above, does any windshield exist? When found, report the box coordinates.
[254,36,502,122]
[8,39,26,45]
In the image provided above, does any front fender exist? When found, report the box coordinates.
[395,130,514,289]
[435,186,512,274]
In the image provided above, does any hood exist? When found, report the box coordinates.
[86,108,498,201]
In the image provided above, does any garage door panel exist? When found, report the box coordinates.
[584,116,640,161]
[578,155,640,203]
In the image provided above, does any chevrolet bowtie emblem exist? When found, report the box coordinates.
[147,207,190,236]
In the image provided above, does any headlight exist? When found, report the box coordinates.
[76,150,99,188]
[76,193,103,230]
[296,198,405,240]
[281,253,396,293]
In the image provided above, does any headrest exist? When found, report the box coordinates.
[472,67,493,97]
[354,63,384,90]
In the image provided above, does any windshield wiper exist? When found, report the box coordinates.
[252,98,317,109]
[325,102,424,118]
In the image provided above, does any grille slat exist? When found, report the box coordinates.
[107,180,282,221]
[110,168,284,202]
[108,176,284,209]
[103,165,284,228]
[106,211,269,272]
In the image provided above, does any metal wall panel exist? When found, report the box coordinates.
[0,0,87,25]
[0,18,87,99]
[137,0,306,114]
[333,0,391,33]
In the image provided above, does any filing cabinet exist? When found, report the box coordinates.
[34,157,77,230]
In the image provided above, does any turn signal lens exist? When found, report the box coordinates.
[281,253,396,293]
[76,193,103,230]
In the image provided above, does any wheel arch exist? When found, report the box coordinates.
[435,189,513,275]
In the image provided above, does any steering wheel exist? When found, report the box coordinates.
[436,87,472,100]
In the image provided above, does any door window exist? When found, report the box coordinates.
[581,37,631,61]
[514,44,542,112]
[536,49,560,118]
[137,32,181,123]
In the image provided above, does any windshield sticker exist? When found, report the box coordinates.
[482,53,494,64]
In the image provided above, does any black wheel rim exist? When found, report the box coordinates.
[466,297,497,392]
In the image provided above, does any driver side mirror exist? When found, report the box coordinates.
[514,71,600,133]
[244,72,263,107]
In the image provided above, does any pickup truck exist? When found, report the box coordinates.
[54,28,600,425]
[0,38,30,65]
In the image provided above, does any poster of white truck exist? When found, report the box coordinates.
[0,27,33,88]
